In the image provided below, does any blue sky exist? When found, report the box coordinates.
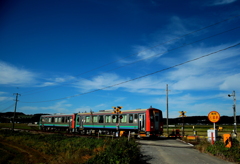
[0,0,240,118]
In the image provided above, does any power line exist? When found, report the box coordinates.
[20,42,240,103]
[0,103,15,112]
[21,26,240,97]
[20,14,240,95]
[0,100,13,106]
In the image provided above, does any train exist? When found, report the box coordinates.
[39,107,163,138]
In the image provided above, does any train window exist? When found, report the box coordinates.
[134,114,138,119]
[67,117,70,123]
[105,115,111,123]
[99,115,104,123]
[150,111,154,121]
[112,116,117,123]
[58,117,62,122]
[62,117,65,123]
[51,117,54,123]
[48,118,51,122]
[129,114,133,123]
[155,116,159,121]
[93,116,98,123]
[54,117,58,122]
[120,115,127,123]
[86,116,90,123]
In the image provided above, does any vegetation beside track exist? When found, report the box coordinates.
[164,124,240,139]
[194,138,240,163]
[0,129,141,164]
[0,123,35,130]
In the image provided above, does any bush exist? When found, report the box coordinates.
[206,139,240,162]
[86,137,141,164]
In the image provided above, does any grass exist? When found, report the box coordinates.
[0,123,34,130]
[0,129,141,164]
[164,125,240,138]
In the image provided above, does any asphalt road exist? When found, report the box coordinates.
[138,137,235,164]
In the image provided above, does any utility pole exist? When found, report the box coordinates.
[12,93,20,131]
[228,91,237,135]
[166,84,169,136]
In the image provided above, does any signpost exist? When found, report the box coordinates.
[112,106,123,137]
[208,111,220,144]
[179,111,186,137]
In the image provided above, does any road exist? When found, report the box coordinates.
[138,137,235,164]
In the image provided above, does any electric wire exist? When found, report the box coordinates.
[20,42,240,103]
[21,26,240,97]
[20,14,240,95]
[0,103,15,112]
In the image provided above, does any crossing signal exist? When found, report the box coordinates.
[112,115,116,119]
[179,111,186,117]
[112,106,123,114]
[119,115,123,119]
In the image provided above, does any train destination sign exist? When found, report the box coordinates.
[208,111,220,123]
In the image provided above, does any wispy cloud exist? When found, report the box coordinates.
[37,76,75,87]
[20,100,73,114]
[0,61,36,86]
[74,73,126,91]
[207,0,237,6]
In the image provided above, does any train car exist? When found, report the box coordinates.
[76,107,163,138]
[39,113,77,132]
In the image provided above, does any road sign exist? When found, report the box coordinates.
[208,111,220,123]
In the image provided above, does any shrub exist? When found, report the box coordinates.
[206,138,240,162]
[86,137,141,164]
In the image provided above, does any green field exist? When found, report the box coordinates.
[164,124,240,139]
[0,123,36,130]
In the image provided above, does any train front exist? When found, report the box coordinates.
[139,108,163,138]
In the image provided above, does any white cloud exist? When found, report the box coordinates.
[74,73,126,91]
[219,73,240,91]
[133,45,167,62]
[0,97,12,101]
[113,97,126,102]
[37,76,75,87]
[165,43,240,91]
[0,91,12,102]
[208,0,237,6]
[0,61,36,86]
[39,101,72,113]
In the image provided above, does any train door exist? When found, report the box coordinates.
[68,116,72,129]
[154,111,160,131]
[78,115,84,129]
[138,113,145,131]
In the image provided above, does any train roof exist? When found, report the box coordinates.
[77,108,160,115]
[40,113,74,117]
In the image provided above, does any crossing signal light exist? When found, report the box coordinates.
[112,115,116,119]
[119,115,123,119]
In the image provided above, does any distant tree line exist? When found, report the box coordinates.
[0,112,49,123]
[164,115,240,125]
